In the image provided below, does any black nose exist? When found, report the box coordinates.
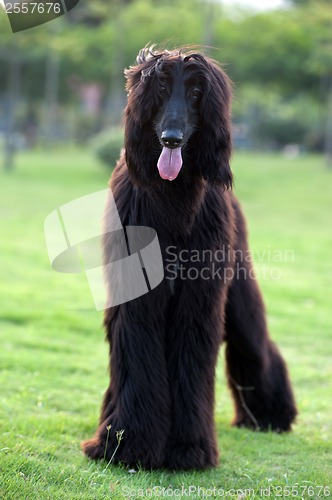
[161,129,184,148]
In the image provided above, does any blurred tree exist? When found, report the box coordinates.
[215,11,316,94]
[286,0,332,163]
[286,0,331,4]
[1,0,330,152]
[300,1,332,165]
[3,50,20,170]
[215,1,332,155]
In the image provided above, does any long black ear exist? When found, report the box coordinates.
[123,49,163,187]
[190,56,233,189]
[124,47,163,125]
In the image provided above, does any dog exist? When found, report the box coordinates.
[82,47,297,470]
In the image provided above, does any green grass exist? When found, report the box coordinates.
[0,149,331,499]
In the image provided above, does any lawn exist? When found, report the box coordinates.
[0,149,331,499]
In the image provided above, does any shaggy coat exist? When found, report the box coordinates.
[82,48,297,470]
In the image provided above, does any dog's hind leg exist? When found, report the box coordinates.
[224,256,297,432]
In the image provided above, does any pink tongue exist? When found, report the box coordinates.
[157,147,183,181]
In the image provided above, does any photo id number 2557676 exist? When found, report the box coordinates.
[5,2,61,14]
[266,485,331,497]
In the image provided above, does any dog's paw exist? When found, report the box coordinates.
[81,437,107,460]
[233,410,295,433]
[166,440,218,470]
[82,432,166,469]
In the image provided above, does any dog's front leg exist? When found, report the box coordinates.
[165,278,226,470]
[82,288,171,469]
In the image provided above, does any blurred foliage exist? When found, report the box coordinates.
[233,86,324,150]
[0,0,331,150]
[90,127,124,167]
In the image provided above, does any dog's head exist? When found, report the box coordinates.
[124,47,233,189]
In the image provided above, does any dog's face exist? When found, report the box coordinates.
[153,60,203,180]
[124,48,233,189]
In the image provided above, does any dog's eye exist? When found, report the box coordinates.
[192,88,202,100]
[159,83,167,93]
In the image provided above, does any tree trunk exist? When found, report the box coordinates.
[4,54,20,171]
[324,75,332,167]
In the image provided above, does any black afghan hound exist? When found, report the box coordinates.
[82,47,297,470]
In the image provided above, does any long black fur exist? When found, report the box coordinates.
[82,47,297,470]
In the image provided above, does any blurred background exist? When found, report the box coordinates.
[0,0,331,169]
